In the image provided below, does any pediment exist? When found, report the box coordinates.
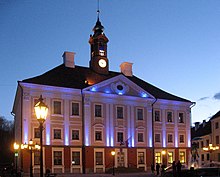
[83,74,154,99]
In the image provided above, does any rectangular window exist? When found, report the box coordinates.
[138,133,144,142]
[167,111,173,122]
[201,141,204,148]
[138,152,145,164]
[168,134,173,143]
[178,113,184,123]
[179,135,184,143]
[95,104,102,117]
[168,152,173,164]
[95,131,102,141]
[53,101,62,115]
[154,110,160,122]
[34,128,40,138]
[54,151,62,165]
[206,140,209,146]
[179,151,185,163]
[201,154,204,161]
[117,132,124,143]
[207,154,210,161]
[155,152,161,164]
[155,134,161,143]
[216,122,219,129]
[72,130,79,140]
[117,106,124,119]
[54,129,61,139]
[71,102,79,116]
[216,136,219,145]
[137,108,143,120]
[34,151,40,165]
[95,152,103,165]
[72,152,80,165]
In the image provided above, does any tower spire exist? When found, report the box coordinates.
[97,0,100,20]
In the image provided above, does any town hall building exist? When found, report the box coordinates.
[12,14,193,174]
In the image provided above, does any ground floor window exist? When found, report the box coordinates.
[179,151,185,163]
[72,151,80,165]
[155,152,161,164]
[95,152,103,165]
[34,151,40,165]
[54,151,62,165]
[138,152,145,164]
[168,152,173,164]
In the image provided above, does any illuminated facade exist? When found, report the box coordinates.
[12,17,193,174]
[191,111,220,167]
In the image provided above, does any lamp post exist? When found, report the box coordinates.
[111,151,115,176]
[21,139,40,177]
[203,143,219,166]
[13,142,20,175]
[34,95,48,177]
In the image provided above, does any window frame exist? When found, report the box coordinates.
[71,102,80,116]
[72,129,80,141]
[136,108,144,121]
[154,110,161,122]
[94,104,103,118]
[52,100,63,115]
[116,106,124,119]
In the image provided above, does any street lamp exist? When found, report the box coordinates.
[203,143,219,166]
[34,95,48,177]
[13,142,20,175]
[111,151,115,176]
[21,139,40,177]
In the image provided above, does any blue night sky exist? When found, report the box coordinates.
[1,0,220,124]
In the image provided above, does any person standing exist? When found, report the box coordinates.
[172,161,176,177]
[176,160,182,177]
[156,163,160,176]
[151,164,155,174]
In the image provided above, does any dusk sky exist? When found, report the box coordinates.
[1,0,220,124]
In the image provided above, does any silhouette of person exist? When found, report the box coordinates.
[156,163,160,175]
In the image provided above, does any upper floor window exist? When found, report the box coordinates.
[54,129,61,139]
[168,134,173,143]
[34,128,40,139]
[178,113,184,123]
[72,130,79,140]
[117,106,124,119]
[155,134,161,143]
[206,140,209,146]
[179,135,184,143]
[216,135,219,145]
[201,141,204,148]
[138,133,144,142]
[95,152,103,165]
[167,111,173,122]
[54,151,62,165]
[137,108,144,120]
[154,110,160,122]
[117,132,124,143]
[216,122,219,129]
[95,131,102,141]
[53,100,62,115]
[95,104,102,117]
[71,102,79,116]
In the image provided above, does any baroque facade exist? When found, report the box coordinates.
[12,16,193,174]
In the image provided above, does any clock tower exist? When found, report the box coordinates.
[89,16,109,74]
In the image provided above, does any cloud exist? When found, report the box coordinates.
[214,92,220,100]
[197,97,209,101]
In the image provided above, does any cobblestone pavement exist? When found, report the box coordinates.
[55,172,157,177]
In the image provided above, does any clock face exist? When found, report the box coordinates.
[98,59,107,68]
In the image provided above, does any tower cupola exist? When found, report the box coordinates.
[89,11,109,75]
